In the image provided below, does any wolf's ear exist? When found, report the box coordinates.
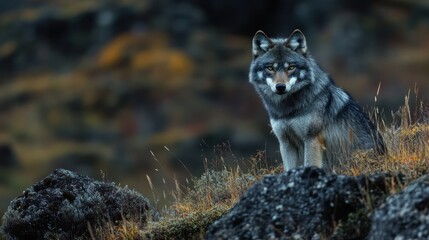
[252,30,273,58]
[286,29,307,55]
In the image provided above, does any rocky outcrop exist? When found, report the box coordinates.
[1,169,158,240]
[368,175,429,239]
[206,167,401,240]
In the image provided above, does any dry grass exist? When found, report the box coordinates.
[88,219,142,240]
[341,95,429,183]
[88,147,279,239]
[93,96,429,239]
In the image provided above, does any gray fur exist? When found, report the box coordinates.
[249,29,386,172]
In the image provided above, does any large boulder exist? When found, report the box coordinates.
[206,167,400,240]
[368,175,429,239]
[1,169,158,240]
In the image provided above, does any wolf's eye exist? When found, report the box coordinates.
[287,65,296,71]
[265,65,275,72]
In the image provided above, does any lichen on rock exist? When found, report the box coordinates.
[1,168,158,240]
[206,167,401,239]
[369,175,429,239]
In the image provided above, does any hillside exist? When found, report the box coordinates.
[1,106,428,239]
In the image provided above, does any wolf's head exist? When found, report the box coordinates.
[249,29,315,96]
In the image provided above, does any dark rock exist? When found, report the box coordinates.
[189,0,281,35]
[368,175,429,240]
[206,167,400,240]
[1,169,158,240]
[0,144,17,167]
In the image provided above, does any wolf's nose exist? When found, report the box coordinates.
[275,83,286,93]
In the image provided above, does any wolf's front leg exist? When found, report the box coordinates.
[304,138,323,168]
[279,141,299,171]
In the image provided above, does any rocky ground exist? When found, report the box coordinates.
[3,165,429,239]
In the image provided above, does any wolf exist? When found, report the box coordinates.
[249,29,387,172]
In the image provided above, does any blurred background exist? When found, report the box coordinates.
[0,0,428,213]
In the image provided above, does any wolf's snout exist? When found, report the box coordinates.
[275,83,286,93]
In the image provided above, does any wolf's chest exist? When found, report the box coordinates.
[270,115,317,142]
